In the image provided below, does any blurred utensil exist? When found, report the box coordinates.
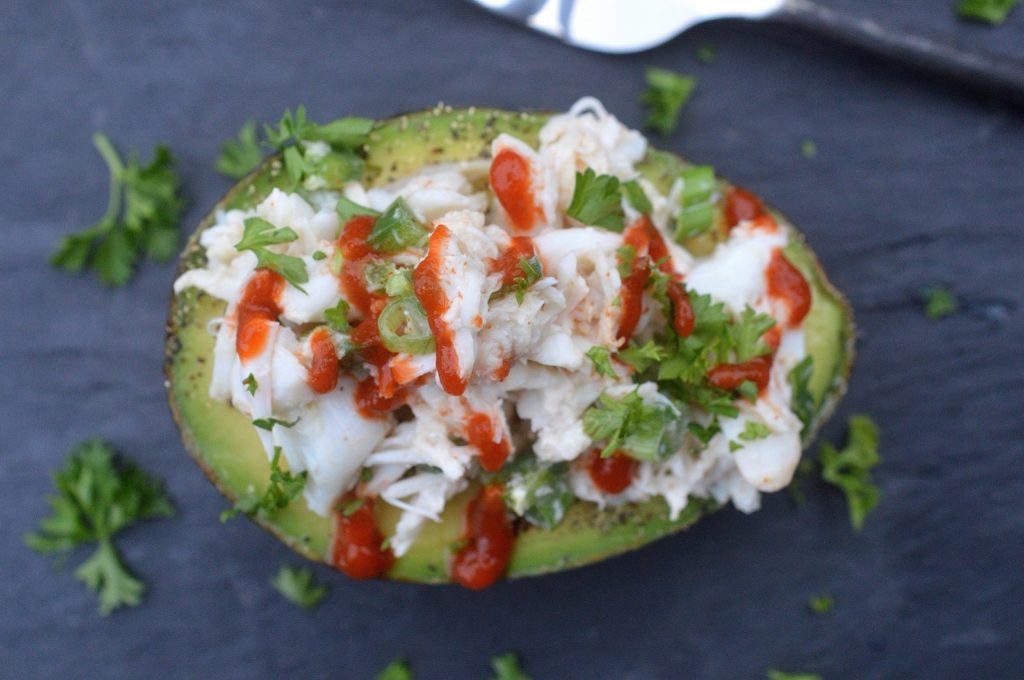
[472,0,1024,104]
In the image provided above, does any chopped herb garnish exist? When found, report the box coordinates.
[955,0,1019,24]
[490,652,532,680]
[788,357,816,429]
[921,285,958,320]
[566,168,625,231]
[25,439,174,614]
[235,216,308,292]
[739,420,773,441]
[819,415,882,531]
[262,105,371,188]
[311,250,327,261]
[622,179,653,214]
[336,195,380,223]
[514,257,542,304]
[340,496,366,517]
[808,591,835,614]
[767,671,822,680]
[242,373,259,396]
[376,659,413,680]
[368,198,428,252]
[252,416,299,431]
[221,447,307,522]
[642,68,697,135]
[503,456,574,531]
[617,340,665,373]
[800,139,818,159]
[688,418,721,446]
[616,244,637,279]
[324,299,351,333]
[583,390,679,461]
[585,346,618,378]
[729,307,777,361]
[216,120,264,178]
[675,165,717,242]
[51,133,184,286]
[270,565,328,609]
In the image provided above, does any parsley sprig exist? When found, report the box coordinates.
[819,415,882,531]
[26,439,174,614]
[221,447,307,522]
[51,133,184,286]
[376,659,413,680]
[270,565,328,609]
[956,0,1019,24]
[566,168,625,231]
[583,390,679,460]
[642,68,697,135]
[235,216,309,291]
[490,653,532,680]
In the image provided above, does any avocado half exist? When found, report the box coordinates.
[165,107,855,583]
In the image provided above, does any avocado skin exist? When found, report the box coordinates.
[165,107,854,582]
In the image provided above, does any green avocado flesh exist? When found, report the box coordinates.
[165,108,854,583]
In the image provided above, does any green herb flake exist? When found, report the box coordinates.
[221,447,307,522]
[622,179,653,214]
[216,120,264,178]
[729,306,777,362]
[642,68,697,135]
[311,250,327,261]
[767,671,823,680]
[324,299,351,333]
[51,133,184,286]
[235,216,308,292]
[490,652,532,680]
[270,565,328,609]
[242,373,259,396]
[697,46,716,63]
[25,439,174,614]
[376,658,413,680]
[514,257,542,304]
[808,591,835,614]
[617,340,665,373]
[800,139,818,159]
[566,168,625,231]
[252,416,299,431]
[585,346,618,378]
[688,418,721,446]
[739,420,773,441]
[583,390,678,461]
[788,356,816,429]
[819,415,882,531]
[921,285,959,320]
[340,496,366,517]
[336,195,380,224]
[503,456,574,531]
[956,0,1019,24]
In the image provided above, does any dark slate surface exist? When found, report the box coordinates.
[2,1,1022,678]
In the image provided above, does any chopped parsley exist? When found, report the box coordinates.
[616,244,637,279]
[618,340,665,373]
[729,307,777,362]
[642,68,697,135]
[235,216,309,292]
[585,346,618,378]
[921,285,958,320]
[270,565,328,609]
[622,179,653,214]
[51,133,184,286]
[739,420,773,441]
[583,390,679,461]
[688,418,722,446]
[242,373,258,396]
[340,496,366,517]
[490,652,532,680]
[800,139,818,159]
[26,439,174,614]
[221,447,307,522]
[767,671,822,680]
[502,456,574,531]
[566,168,625,231]
[956,0,1019,24]
[215,119,263,178]
[514,257,542,304]
[251,416,299,431]
[819,415,882,531]
[376,659,413,680]
[336,195,380,223]
[788,357,816,429]
[311,250,327,261]
[808,591,835,614]
[324,299,351,333]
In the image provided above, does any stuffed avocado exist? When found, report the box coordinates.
[166,98,854,587]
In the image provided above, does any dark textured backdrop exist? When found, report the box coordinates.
[2,1,1022,678]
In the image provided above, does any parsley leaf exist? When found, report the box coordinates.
[490,652,532,680]
[514,257,542,304]
[622,179,653,214]
[585,346,618,378]
[642,68,697,135]
[252,416,299,431]
[739,420,773,441]
[221,447,307,522]
[921,285,958,320]
[503,456,574,531]
[324,299,351,333]
[819,415,882,531]
[788,357,815,429]
[566,168,625,231]
[51,133,184,286]
[242,373,258,396]
[583,390,679,460]
[25,439,174,614]
[336,195,380,223]
[688,418,721,446]
[216,119,264,178]
[808,591,835,614]
[728,307,777,362]
[235,217,309,292]
[376,659,413,680]
[956,0,1019,24]
[767,671,823,680]
[270,565,328,609]
[617,340,665,373]
[263,106,371,189]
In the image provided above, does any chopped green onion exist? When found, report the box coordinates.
[336,195,379,224]
[385,269,414,298]
[368,198,428,252]
[621,179,652,214]
[675,165,717,242]
[377,296,435,355]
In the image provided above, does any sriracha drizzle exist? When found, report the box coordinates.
[489,149,539,232]
[235,269,285,361]
[451,484,515,590]
[414,225,466,396]
[331,496,394,579]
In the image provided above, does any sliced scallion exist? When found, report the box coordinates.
[368,198,428,252]
[377,296,435,355]
[675,165,717,242]
[336,195,379,224]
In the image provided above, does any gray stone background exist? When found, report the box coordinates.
[2,1,1022,678]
